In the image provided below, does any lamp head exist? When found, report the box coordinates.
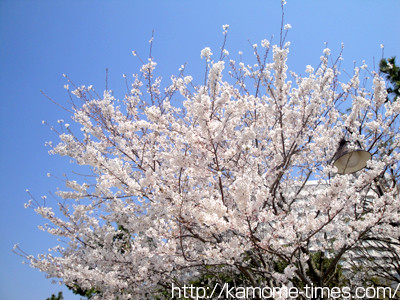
[333,140,371,174]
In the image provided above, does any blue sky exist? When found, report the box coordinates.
[0,1,399,299]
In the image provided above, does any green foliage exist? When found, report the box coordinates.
[46,291,63,300]
[308,252,347,288]
[67,282,98,299]
[155,265,248,299]
[273,252,347,289]
[155,251,349,299]
[380,56,400,102]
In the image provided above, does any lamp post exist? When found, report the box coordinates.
[332,139,372,175]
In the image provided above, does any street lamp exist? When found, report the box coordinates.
[333,139,372,174]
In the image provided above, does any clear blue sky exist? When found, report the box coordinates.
[0,1,399,299]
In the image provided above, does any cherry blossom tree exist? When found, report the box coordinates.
[16,22,400,300]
